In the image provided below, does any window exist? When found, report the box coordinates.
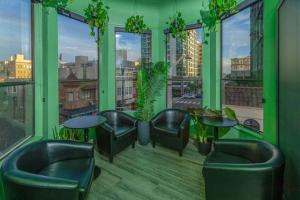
[115,30,151,111]
[221,1,263,132]
[58,14,99,123]
[166,27,203,109]
[0,0,34,155]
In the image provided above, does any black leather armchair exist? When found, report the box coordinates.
[96,110,137,163]
[150,109,190,156]
[203,139,285,200]
[1,140,95,200]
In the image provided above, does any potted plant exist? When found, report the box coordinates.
[188,107,237,155]
[135,62,169,145]
[125,15,150,34]
[198,0,237,44]
[166,12,188,41]
[84,0,110,44]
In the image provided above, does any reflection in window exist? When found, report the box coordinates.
[115,31,151,111]
[58,15,99,123]
[0,0,34,155]
[221,1,264,132]
[166,28,203,109]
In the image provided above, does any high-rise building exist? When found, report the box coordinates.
[141,34,151,64]
[167,29,202,77]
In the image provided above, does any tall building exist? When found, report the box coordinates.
[167,29,202,77]
[141,34,151,64]
[0,54,32,80]
[250,1,263,80]
[116,49,128,66]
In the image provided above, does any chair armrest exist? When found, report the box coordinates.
[179,114,190,136]
[100,122,114,133]
[47,140,94,161]
[3,170,79,190]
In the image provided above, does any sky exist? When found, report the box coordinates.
[58,15,98,63]
[116,32,142,62]
[0,0,31,61]
[0,0,250,71]
[222,7,251,75]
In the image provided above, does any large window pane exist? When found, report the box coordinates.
[166,28,203,109]
[0,0,33,155]
[115,31,151,111]
[222,1,264,132]
[58,15,99,123]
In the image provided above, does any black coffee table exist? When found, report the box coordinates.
[63,115,106,142]
[200,116,237,140]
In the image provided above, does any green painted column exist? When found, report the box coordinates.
[42,7,59,137]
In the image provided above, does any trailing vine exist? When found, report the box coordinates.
[198,0,237,44]
[42,0,74,10]
[84,0,110,44]
[125,15,149,34]
[166,12,188,41]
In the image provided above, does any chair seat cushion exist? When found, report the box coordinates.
[113,126,136,140]
[38,158,94,194]
[154,123,180,135]
[206,152,252,164]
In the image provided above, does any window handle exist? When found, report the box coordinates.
[262,98,266,104]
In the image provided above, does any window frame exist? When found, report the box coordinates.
[0,0,36,160]
[114,27,152,111]
[164,23,204,109]
[57,10,100,123]
[220,0,264,134]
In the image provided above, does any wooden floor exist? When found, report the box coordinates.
[88,142,206,200]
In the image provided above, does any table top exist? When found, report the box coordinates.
[199,116,237,128]
[63,115,106,129]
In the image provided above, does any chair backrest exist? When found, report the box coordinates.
[2,141,49,174]
[161,109,186,124]
[99,110,121,126]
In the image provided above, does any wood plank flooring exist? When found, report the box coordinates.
[88,142,206,200]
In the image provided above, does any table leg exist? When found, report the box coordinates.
[213,127,219,140]
[84,128,89,142]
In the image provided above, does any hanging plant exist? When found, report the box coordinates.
[84,0,110,44]
[166,12,188,41]
[125,15,150,34]
[198,0,237,44]
[42,0,74,10]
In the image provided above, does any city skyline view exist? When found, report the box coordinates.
[116,32,142,62]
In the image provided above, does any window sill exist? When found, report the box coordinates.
[0,135,44,161]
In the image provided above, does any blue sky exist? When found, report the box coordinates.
[0,0,249,70]
[58,15,97,63]
[0,0,31,61]
[116,32,141,62]
[222,7,251,75]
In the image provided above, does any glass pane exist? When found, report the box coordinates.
[115,32,151,111]
[58,15,99,123]
[166,28,203,110]
[222,2,264,132]
[0,84,34,155]
[0,0,32,82]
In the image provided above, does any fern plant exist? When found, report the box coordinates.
[135,62,169,121]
